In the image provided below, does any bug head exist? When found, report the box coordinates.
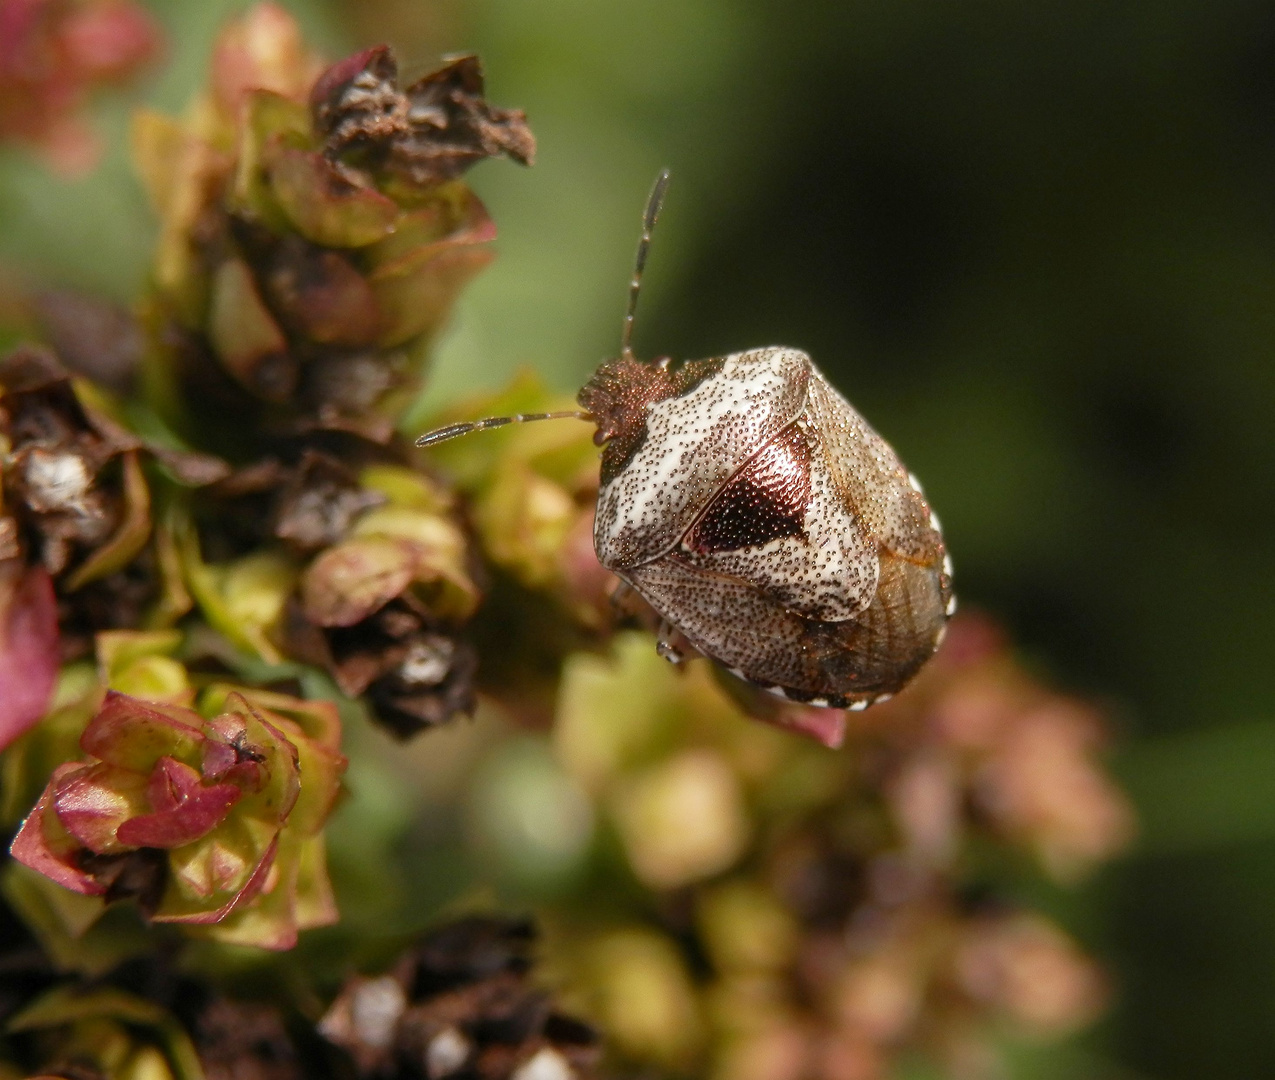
[577,170,729,481]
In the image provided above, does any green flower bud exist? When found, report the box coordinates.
[97,629,192,705]
[179,515,298,665]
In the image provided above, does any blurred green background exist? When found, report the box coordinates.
[4,0,1275,1075]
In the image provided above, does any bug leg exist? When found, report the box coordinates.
[608,579,649,622]
[655,620,689,665]
[609,579,635,611]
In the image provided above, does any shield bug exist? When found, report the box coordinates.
[417,171,953,709]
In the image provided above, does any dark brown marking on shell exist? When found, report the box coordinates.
[686,421,811,553]
[577,354,726,485]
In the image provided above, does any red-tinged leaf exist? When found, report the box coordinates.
[207,683,343,751]
[53,761,149,854]
[199,728,267,792]
[145,754,201,812]
[361,189,495,350]
[116,759,241,848]
[205,695,301,822]
[268,144,400,248]
[767,706,848,750]
[370,242,494,348]
[262,236,383,346]
[152,832,280,925]
[201,735,237,780]
[220,759,267,792]
[10,764,108,895]
[0,566,59,751]
[80,691,204,771]
[369,187,497,267]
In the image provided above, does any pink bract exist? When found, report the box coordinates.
[0,566,60,752]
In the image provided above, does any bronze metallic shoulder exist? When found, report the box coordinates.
[578,354,726,485]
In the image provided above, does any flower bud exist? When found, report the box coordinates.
[421,375,606,625]
[179,515,298,665]
[10,686,345,949]
[96,628,192,705]
[285,465,480,737]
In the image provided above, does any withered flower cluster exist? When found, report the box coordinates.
[120,1,532,740]
[0,905,594,1080]
[0,7,607,1080]
[0,5,1136,1080]
[0,2,533,950]
[136,12,529,447]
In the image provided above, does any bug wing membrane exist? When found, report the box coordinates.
[593,348,810,570]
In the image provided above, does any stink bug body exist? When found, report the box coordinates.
[418,171,953,709]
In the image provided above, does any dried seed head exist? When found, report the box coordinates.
[312,50,535,187]
[320,917,600,1079]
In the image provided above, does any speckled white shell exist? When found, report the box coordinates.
[593,347,952,708]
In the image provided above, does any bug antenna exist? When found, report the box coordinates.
[621,168,671,361]
[415,410,592,448]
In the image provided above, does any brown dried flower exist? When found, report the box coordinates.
[320,916,600,1080]
[311,49,535,188]
[0,345,148,586]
